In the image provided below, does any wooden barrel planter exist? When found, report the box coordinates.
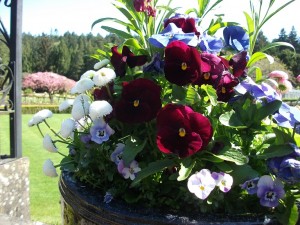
[59,172,279,225]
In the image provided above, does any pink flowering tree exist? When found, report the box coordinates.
[22,72,76,102]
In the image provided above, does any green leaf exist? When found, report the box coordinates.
[254,100,282,123]
[185,85,200,105]
[219,110,247,128]
[131,159,175,186]
[257,144,295,159]
[213,146,249,165]
[123,38,143,50]
[122,138,147,166]
[243,11,254,42]
[259,41,295,53]
[247,52,274,67]
[207,22,239,35]
[172,85,186,101]
[276,195,299,225]
[177,158,196,181]
[201,84,217,106]
[230,164,259,186]
[100,26,133,39]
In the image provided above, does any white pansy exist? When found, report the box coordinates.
[80,70,97,79]
[212,172,233,193]
[59,99,74,112]
[187,169,216,200]
[43,134,58,153]
[94,59,110,70]
[42,159,58,177]
[70,78,94,94]
[93,67,116,87]
[60,118,76,138]
[89,100,113,120]
[71,94,90,120]
[28,109,53,127]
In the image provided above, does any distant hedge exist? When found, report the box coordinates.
[22,105,70,114]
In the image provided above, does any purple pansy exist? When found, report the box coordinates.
[199,32,223,54]
[117,160,141,180]
[90,119,115,144]
[240,177,259,195]
[267,143,300,184]
[257,175,285,208]
[273,102,300,129]
[223,26,249,52]
[149,23,198,48]
[143,53,164,74]
[103,192,113,203]
[110,143,125,165]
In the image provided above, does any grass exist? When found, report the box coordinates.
[0,114,69,225]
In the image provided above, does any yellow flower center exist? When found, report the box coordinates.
[200,185,205,191]
[179,128,186,137]
[204,72,210,80]
[221,87,226,94]
[181,62,187,71]
[133,100,139,107]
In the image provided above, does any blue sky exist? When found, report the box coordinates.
[0,0,299,41]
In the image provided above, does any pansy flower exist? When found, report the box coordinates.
[164,13,200,35]
[212,172,233,193]
[187,169,216,200]
[199,32,223,54]
[223,26,249,52]
[273,102,300,129]
[110,143,125,165]
[164,40,202,86]
[193,52,225,86]
[240,177,259,195]
[149,23,198,48]
[257,175,285,208]
[216,72,239,102]
[115,78,161,123]
[90,118,115,144]
[229,51,248,77]
[110,46,148,77]
[156,104,213,158]
[117,160,141,180]
[143,53,164,74]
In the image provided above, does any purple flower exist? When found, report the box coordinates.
[211,172,233,193]
[149,23,198,48]
[143,53,164,74]
[90,119,115,144]
[273,102,300,129]
[267,143,300,184]
[103,192,113,203]
[199,32,223,54]
[110,143,125,165]
[234,77,281,103]
[257,175,285,208]
[240,177,259,195]
[117,160,141,180]
[223,26,249,52]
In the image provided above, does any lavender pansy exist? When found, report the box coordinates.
[240,177,259,195]
[149,23,198,48]
[90,119,115,144]
[199,32,223,54]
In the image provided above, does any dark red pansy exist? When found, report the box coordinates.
[164,17,199,35]
[164,41,202,86]
[193,53,226,86]
[115,78,161,123]
[156,104,213,158]
[216,72,239,102]
[110,46,148,77]
[93,82,114,102]
[229,51,248,77]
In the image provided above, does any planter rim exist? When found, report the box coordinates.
[59,172,276,225]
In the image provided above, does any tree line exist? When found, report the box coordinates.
[0,27,299,82]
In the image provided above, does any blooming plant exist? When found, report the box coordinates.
[29,0,300,224]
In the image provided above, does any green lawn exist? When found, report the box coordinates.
[1,114,69,225]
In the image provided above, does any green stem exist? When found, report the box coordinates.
[37,124,45,138]
[44,120,66,142]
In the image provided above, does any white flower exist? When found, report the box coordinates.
[42,159,58,177]
[94,59,110,70]
[80,70,97,79]
[93,67,116,87]
[28,109,53,127]
[59,99,74,112]
[70,78,94,94]
[60,118,76,138]
[119,160,141,180]
[43,134,58,153]
[212,172,233,193]
[89,100,113,120]
[187,169,216,200]
[71,94,90,120]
